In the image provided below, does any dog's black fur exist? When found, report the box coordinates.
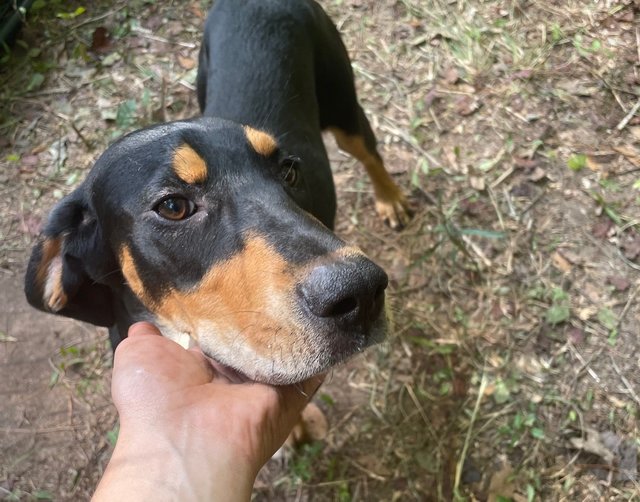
[24,0,409,384]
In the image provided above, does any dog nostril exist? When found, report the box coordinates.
[326,296,358,317]
[298,257,388,322]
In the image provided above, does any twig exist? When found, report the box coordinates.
[487,186,505,231]
[616,284,639,331]
[404,383,437,441]
[608,355,640,407]
[568,344,601,384]
[377,119,441,168]
[70,6,126,31]
[453,370,488,499]
[490,165,514,189]
[461,234,492,268]
[615,97,640,131]
[0,425,78,433]
[131,27,197,49]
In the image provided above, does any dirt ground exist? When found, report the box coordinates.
[1,0,640,500]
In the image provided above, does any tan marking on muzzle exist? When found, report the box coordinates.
[172,144,208,184]
[244,126,278,157]
[156,236,296,349]
[120,246,148,301]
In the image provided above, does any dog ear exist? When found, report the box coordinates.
[24,189,115,327]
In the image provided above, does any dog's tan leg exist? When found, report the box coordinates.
[285,402,328,448]
[330,128,411,230]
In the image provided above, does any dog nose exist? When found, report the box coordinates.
[298,256,388,325]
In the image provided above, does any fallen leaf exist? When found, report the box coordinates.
[566,327,585,344]
[19,213,42,236]
[613,145,640,167]
[621,232,640,260]
[20,155,40,167]
[423,86,440,108]
[455,95,482,116]
[177,55,196,70]
[591,218,613,239]
[460,198,489,216]
[513,156,537,169]
[469,175,485,191]
[570,429,638,482]
[528,166,547,182]
[487,460,516,502]
[90,26,111,53]
[443,67,460,85]
[551,251,572,273]
[101,52,121,67]
[607,275,631,292]
[511,69,533,80]
[569,428,615,464]
[188,3,204,18]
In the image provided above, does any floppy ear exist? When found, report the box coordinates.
[24,189,116,327]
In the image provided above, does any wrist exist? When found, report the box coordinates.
[94,422,257,501]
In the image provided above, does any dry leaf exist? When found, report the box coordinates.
[443,67,460,85]
[621,232,640,260]
[613,145,640,167]
[487,461,517,502]
[591,218,613,239]
[91,26,112,54]
[188,3,205,18]
[607,275,631,292]
[177,55,196,70]
[569,429,615,464]
[551,251,572,273]
[513,156,537,169]
[566,327,585,344]
[455,95,482,116]
[528,166,547,182]
[469,175,485,191]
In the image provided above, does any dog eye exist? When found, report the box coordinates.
[280,156,300,187]
[155,197,196,220]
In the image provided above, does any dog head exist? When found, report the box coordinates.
[25,118,388,384]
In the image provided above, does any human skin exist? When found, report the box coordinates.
[93,322,324,502]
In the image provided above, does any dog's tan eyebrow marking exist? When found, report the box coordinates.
[172,144,208,184]
[244,126,278,157]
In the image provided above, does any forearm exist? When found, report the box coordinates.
[93,426,256,502]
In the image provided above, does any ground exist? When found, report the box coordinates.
[1,0,639,500]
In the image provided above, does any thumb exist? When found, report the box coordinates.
[127,321,163,339]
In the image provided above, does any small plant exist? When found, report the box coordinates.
[545,288,570,325]
[567,154,586,171]
[290,441,324,483]
[499,406,545,448]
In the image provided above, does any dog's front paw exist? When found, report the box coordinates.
[375,192,412,230]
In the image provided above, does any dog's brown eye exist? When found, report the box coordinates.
[281,157,300,187]
[155,197,195,220]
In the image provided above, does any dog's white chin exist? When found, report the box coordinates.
[168,330,198,350]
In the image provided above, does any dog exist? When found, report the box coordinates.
[24,0,411,385]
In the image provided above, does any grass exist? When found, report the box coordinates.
[2,0,640,499]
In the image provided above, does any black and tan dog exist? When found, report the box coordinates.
[24,0,411,384]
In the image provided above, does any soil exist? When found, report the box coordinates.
[1,0,639,500]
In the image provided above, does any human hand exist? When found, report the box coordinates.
[93,322,323,502]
